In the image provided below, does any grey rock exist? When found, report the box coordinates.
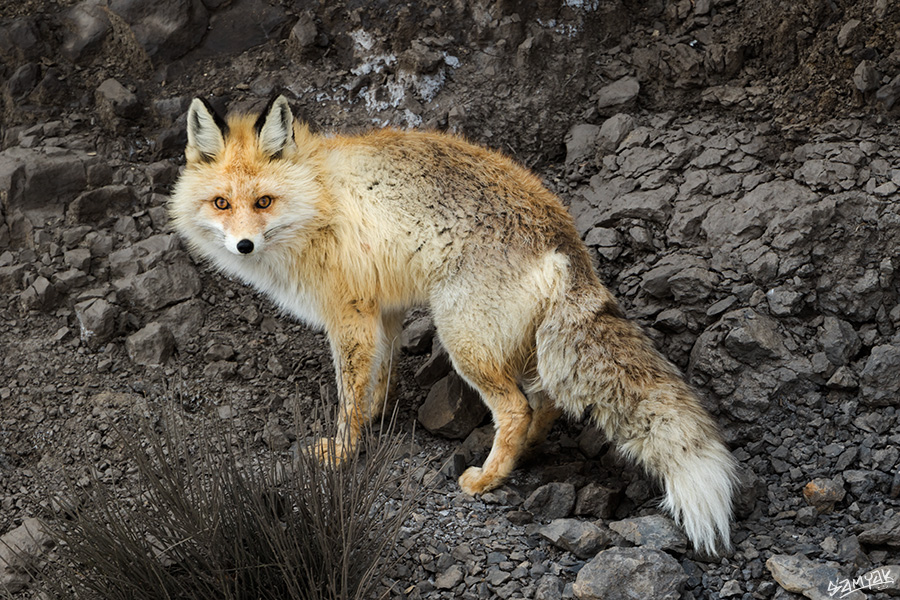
[0,264,26,293]
[667,266,719,303]
[157,299,206,345]
[195,0,288,58]
[75,298,119,348]
[535,574,564,600]
[853,60,880,93]
[0,147,89,214]
[539,518,609,558]
[523,482,576,520]
[6,63,39,100]
[573,547,687,600]
[574,483,619,519]
[417,373,488,439]
[116,261,202,311]
[64,247,92,272]
[415,340,453,387]
[826,366,858,391]
[262,417,291,451]
[640,254,708,299]
[67,185,137,225]
[20,276,58,311]
[821,317,861,366]
[0,517,53,594]
[608,514,688,553]
[876,74,900,110]
[96,78,142,121]
[61,0,111,63]
[565,123,601,166]
[766,553,865,600]
[125,321,175,366]
[597,76,640,110]
[435,564,465,590]
[795,159,856,189]
[720,309,786,366]
[401,315,435,354]
[858,513,900,547]
[108,0,209,61]
[289,13,317,49]
[581,184,675,226]
[837,19,863,49]
[765,286,803,316]
[597,114,635,153]
[859,345,900,407]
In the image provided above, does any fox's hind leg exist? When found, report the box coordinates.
[456,373,532,495]
[524,390,562,450]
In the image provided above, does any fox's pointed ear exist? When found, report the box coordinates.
[254,95,295,158]
[186,98,227,162]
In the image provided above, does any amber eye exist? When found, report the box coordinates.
[256,195,273,209]
[213,197,230,210]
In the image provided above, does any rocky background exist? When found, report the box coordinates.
[2,0,900,599]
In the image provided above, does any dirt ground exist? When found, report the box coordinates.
[2,0,900,598]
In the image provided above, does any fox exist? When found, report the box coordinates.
[168,95,738,555]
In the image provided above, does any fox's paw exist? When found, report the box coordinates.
[310,437,351,466]
[458,467,501,495]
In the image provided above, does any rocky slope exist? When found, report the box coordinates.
[2,1,900,599]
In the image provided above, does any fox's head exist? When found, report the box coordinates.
[170,95,321,260]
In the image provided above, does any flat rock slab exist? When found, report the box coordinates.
[573,546,687,600]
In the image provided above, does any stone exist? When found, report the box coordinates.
[535,575,564,600]
[853,60,880,93]
[0,264,26,293]
[836,19,862,49]
[96,78,142,121]
[0,147,89,214]
[0,517,53,594]
[67,185,137,224]
[539,518,609,558]
[522,482,576,520]
[876,75,900,110]
[859,345,900,407]
[75,298,119,348]
[414,341,452,387]
[435,564,465,590]
[720,309,786,366]
[565,123,601,166]
[820,317,860,366]
[597,114,635,153]
[575,483,619,519]
[116,261,202,311]
[262,417,291,451]
[194,0,288,58]
[20,276,58,311]
[417,373,488,439]
[157,299,206,345]
[802,478,845,513]
[581,184,675,226]
[289,13,317,49]
[107,0,209,61]
[596,76,640,110]
[795,159,856,189]
[61,0,112,63]
[608,514,688,553]
[125,321,175,366]
[858,514,900,547]
[766,553,865,600]
[6,63,39,100]
[574,547,687,600]
[401,315,435,354]
[64,247,92,272]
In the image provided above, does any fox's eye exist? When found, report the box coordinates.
[213,197,230,210]
[256,196,272,209]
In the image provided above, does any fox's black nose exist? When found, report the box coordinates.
[236,239,254,254]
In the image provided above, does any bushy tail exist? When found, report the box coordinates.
[535,281,737,555]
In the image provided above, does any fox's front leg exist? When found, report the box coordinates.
[314,304,380,464]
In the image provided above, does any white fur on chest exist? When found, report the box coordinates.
[210,251,326,330]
